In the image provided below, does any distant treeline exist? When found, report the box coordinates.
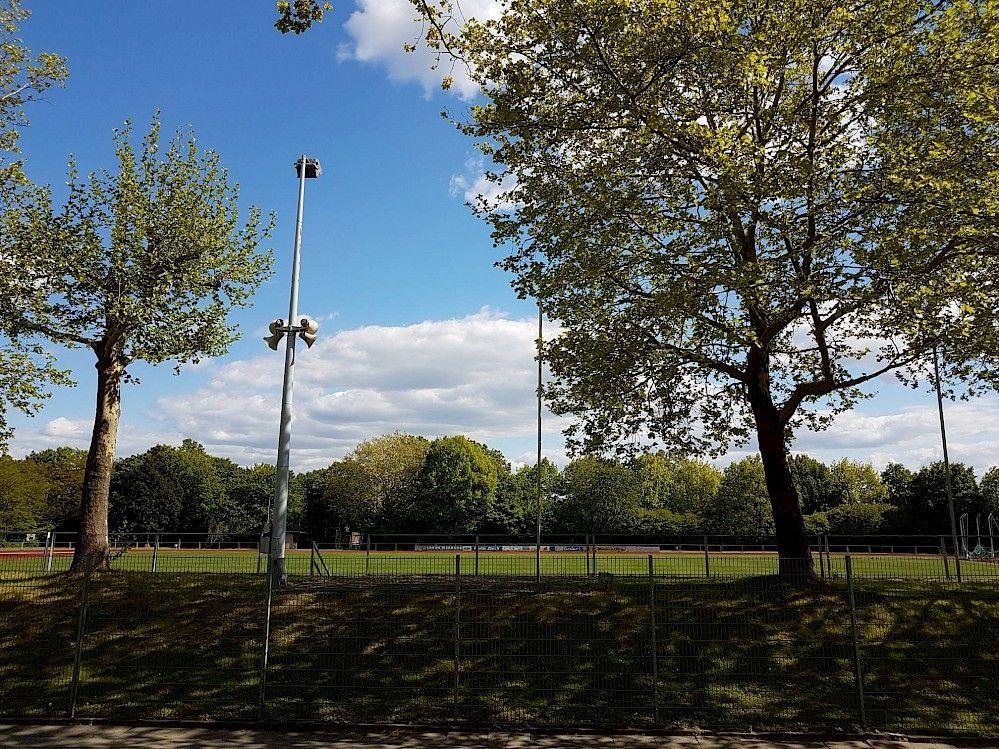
[2,434,998,539]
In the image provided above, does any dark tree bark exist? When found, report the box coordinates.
[747,348,815,581]
[70,357,121,573]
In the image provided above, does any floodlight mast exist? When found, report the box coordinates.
[269,155,321,583]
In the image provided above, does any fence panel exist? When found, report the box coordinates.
[852,575,999,736]
[0,557,80,720]
[262,576,456,724]
[652,567,859,731]
[71,571,267,721]
[457,577,654,727]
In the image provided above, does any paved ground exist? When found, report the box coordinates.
[0,726,990,749]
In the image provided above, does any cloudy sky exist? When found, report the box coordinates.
[8,1,999,473]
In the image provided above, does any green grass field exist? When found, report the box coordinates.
[4,546,997,580]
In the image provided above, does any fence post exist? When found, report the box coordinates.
[257,559,275,722]
[818,536,826,579]
[703,535,710,578]
[825,535,832,578]
[366,534,371,576]
[592,535,598,575]
[845,555,867,728]
[474,535,480,576]
[648,555,659,724]
[309,543,315,577]
[453,554,461,725]
[585,534,591,576]
[151,535,159,573]
[940,536,951,580]
[69,570,92,718]
[46,532,55,572]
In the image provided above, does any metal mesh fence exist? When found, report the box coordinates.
[0,557,81,720]
[0,553,996,735]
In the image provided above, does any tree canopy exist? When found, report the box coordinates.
[0,117,273,569]
[412,0,999,572]
[0,0,71,449]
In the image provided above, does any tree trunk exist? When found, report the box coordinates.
[751,400,815,581]
[71,359,122,573]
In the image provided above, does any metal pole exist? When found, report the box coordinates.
[845,556,867,727]
[585,534,591,576]
[648,555,659,724]
[257,559,275,722]
[366,534,371,575]
[151,534,159,573]
[703,535,710,578]
[453,553,462,725]
[940,536,951,580]
[933,345,962,584]
[46,531,54,572]
[270,155,311,584]
[535,298,543,583]
[474,535,480,576]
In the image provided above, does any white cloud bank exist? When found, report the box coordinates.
[12,309,999,474]
[340,0,501,100]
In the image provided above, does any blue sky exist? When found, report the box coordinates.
[7,1,999,473]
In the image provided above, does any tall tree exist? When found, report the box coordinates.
[0,118,272,569]
[26,447,87,530]
[553,456,640,535]
[414,0,999,575]
[789,455,837,514]
[828,459,888,505]
[0,0,71,448]
[707,457,776,538]
[905,461,981,534]
[411,435,507,534]
[0,455,50,531]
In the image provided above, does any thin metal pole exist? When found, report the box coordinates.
[151,534,159,573]
[270,155,309,584]
[257,552,275,722]
[535,298,543,583]
[46,531,54,572]
[453,554,461,725]
[933,345,962,583]
[474,535,480,576]
[648,555,659,724]
[940,537,951,580]
[845,556,867,727]
[585,534,591,576]
[366,534,371,575]
[703,535,710,578]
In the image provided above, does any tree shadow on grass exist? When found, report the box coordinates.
[0,573,81,719]
[0,571,996,736]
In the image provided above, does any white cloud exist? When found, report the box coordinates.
[13,417,184,461]
[152,308,566,470]
[12,311,999,476]
[340,0,501,100]
[790,399,999,474]
[449,157,517,209]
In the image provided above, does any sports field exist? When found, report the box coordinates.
[3,546,996,580]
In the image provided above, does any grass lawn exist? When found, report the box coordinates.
[0,567,996,736]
